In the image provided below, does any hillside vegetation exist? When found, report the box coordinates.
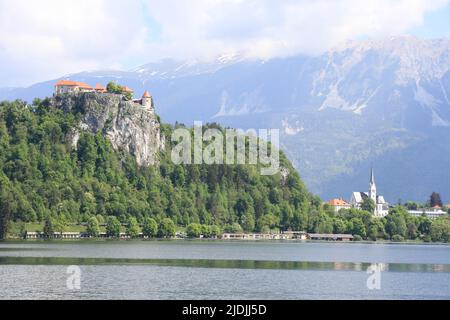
[0,98,317,238]
[0,98,449,242]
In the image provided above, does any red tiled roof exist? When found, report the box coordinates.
[328,198,349,206]
[55,80,93,90]
[55,80,78,87]
[95,84,106,90]
[142,90,151,98]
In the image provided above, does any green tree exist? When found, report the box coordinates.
[279,202,294,231]
[225,223,243,233]
[406,222,418,240]
[201,224,212,238]
[106,81,122,94]
[385,208,407,239]
[209,225,221,238]
[350,217,367,239]
[43,217,54,238]
[126,217,140,238]
[86,216,100,237]
[367,219,385,240]
[96,214,105,225]
[241,211,255,232]
[158,218,176,238]
[0,188,13,239]
[361,198,375,213]
[142,217,158,238]
[186,223,202,238]
[405,201,419,210]
[106,216,121,238]
[106,81,132,100]
[429,192,443,207]
[333,218,347,234]
[418,215,432,235]
[430,218,450,242]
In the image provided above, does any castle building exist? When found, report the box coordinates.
[54,80,153,110]
[94,84,107,93]
[54,80,94,94]
[349,168,389,217]
[142,90,153,108]
[133,90,153,110]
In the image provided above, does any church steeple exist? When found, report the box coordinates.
[369,167,377,204]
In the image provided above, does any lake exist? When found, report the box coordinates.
[0,240,449,299]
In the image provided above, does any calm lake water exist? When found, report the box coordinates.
[0,240,449,299]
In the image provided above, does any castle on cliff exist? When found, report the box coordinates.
[54,80,153,109]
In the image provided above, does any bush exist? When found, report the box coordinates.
[391,234,404,242]
[224,223,243,233]
[353,235,362,241]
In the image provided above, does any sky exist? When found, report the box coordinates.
[0,0,450,87]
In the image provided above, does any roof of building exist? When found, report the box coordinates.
[377,195,386,204]
[54,80,93,89]
[95,84,106,90]
[328,198,350,206]
[433,205,442,209]
[55,80,77,87]
[142,90,151,98]
[351,191,369,203]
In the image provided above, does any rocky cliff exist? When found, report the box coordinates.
[51,92,162,166]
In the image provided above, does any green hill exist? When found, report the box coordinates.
[0,97,317,238]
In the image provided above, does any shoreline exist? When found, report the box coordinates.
[1,238,449,246]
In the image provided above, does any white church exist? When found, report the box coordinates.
[349,168,389,217]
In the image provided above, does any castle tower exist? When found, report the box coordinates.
[369,168,377,204]
[142,91,153,109]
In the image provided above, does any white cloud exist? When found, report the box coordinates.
[142,0,449,59]
[0,0,448,86]
[0,0,148,86]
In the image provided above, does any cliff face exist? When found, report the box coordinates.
[51,92,162,166]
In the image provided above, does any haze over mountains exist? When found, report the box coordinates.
[2,36,450,203]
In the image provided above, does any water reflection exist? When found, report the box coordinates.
[0,256,449,273]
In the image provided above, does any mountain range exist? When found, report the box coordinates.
[2,36,450,203]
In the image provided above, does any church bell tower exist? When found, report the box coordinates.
[369,168,377,204]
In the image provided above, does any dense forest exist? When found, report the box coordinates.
[0,98,449,242]
[0,98,319,238]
